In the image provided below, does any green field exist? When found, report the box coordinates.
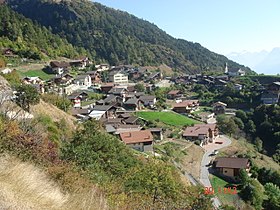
[136,111,200,126]
[210,175,242,206]
[18,70,55,81]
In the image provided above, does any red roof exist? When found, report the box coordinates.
[120,130,153,144]
[183,124,217,137]
[173,100,199,108]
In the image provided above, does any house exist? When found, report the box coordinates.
[167,90,182,99]
[108,71,128,84]
[123,116,139,125]
[214,157,250,178]
[0,68,12,74]
[74,74,92,88]
[183,124,219,145]
[22,76,43,85]
[108,87,128,98]
[226,64,245,76]
[268,81,280,94]
[213,101,227,115]
[173,100,199,113]
[50,61,70,75]
[52,74,74,86]
[119,130,153,152]
[100,83,115,93]
[115,124,143,134]
[2,48,17,57]
[71,108,91,119]
[69,56,90,69]
[234,84,243,91]
[86,71,102,84]
[95,64,110,72]
[147,71,162,82]
[91,104,117,119]
[123,98,142,111]
[139,95,156,107]
[261,92,279,105]
[97,95,122,106]
[68,92,89,108]
[148,128,163,141]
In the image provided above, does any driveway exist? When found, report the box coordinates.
[199,135,232,208]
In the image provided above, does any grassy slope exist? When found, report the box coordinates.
[219,138,280,171]
[136,111,201,126]
[209,174,241,206]
[0,154,108,210]
[18,69,55,80]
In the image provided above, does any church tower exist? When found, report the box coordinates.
[224,63,228,74]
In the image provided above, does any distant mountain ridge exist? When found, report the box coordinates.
[6,0,252,74]
[227,48,280,75]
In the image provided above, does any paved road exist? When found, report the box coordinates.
[199,135,232,208]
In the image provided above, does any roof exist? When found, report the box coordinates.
[93,105,114,111]
[148,72,160,79]
[124,116,138,124]
[103,95,118,103]
[139,95,155,101]
[173,100,199,108]
[75,74,89,80]
[215,157,249,169]
[183,124,217,137]
[213,101,227,107]
[71,108,90,116]
[50,61,70,68]
[272,81,280,86]
[148,128,163,132]
[120,130,153,144]
[108,87,127,94]
[228,68,242,73]
[124,98,139,105]
[88,110,106,120]
[168,90,181,95]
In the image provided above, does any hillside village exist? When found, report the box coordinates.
[1,48,280,209]
[0,1,280,209]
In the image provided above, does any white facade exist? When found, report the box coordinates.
[110,72,128,84]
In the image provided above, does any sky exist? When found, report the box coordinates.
[93,0,280,56]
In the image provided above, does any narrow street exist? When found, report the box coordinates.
[200,135,232,208]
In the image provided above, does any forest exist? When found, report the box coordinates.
[6,0,251,74]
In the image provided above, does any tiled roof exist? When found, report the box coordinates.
[183,124,217,137]
[120,130,153,144]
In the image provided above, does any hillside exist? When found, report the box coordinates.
[7,0,251,74]
[0,4,82,60]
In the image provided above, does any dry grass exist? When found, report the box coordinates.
[219,138,280,171]
[0,154,108,210]
[180,144,204,179]
[142,64,173,76]
[30,100,76,130]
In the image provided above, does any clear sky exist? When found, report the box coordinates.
[93,0,280,55]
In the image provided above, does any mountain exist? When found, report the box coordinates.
[6,0,251,74]
[0,4,82,60]
[227,48,280,75]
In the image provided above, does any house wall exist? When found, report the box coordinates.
[127,142,153,152]
[110,73,128,84]
[222,168,235,177]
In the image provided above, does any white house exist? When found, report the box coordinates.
[74,74,92,88]
[50,61,70,75]
[0,68,12,74]
[108,71,128,84]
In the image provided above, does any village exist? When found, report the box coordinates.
[1,52,280,208]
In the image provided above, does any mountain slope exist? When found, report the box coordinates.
[0,4,82,59]
[7,0,251,74]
